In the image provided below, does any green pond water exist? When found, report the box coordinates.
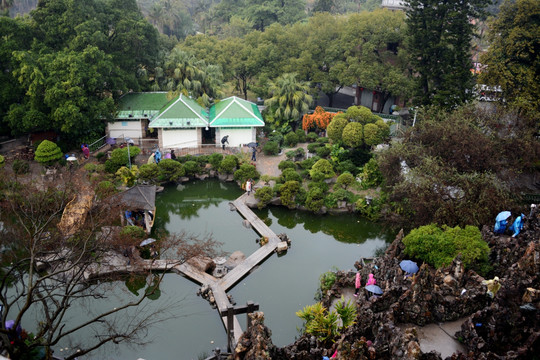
[52,179,396,359]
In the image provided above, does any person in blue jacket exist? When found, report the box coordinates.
[494,219,508,234]
[509,213,525,237]
[154,149,162,164]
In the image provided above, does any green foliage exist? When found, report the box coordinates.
[319,271,337,293]
[308,181,329,193]
[363,123,383,147]
[342,122,363,148]
[138,163,160,184]
[279,180,301,208]
[234,163,260,183]
[355,197,383,221]
[334,297,357,329]
[84,163,97,173]
[299,157,317,170]
[268,132,284,147]
[316,137,329,144]
[254,186,274,209]
[183,161,200,177]
[335,160,357,175]
[158,159,185,182]
[219,155,238,174]
[358,158,383,189]
[310,159,335,180]
[335,172,355,189]
[403,224,490,274]
[343,106,375,125]
[295,128,307,143]
[315,145,331,158]
[305,187,325,212]
[306,132,319,142]
[281,168,303,183]
[34,140,62,166]
[479,0,540,115]
[307,143,321,154]
[95,180,116,199]
[119,225,147,242]
[12,159,29,175]
[278,160,296,171]
[284,132,299,147]
[0,155,4,168]
[327,115,348,143]
[262,141,280,155]
[209,153,224,169]
[116,166,139,187]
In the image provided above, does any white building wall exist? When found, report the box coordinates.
[161,129,199,148]
[107,120,143,139]
[217,128,255,147]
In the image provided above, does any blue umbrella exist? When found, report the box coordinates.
[365,285,383,295]
[400,260,419,274]
[495,211,511,222]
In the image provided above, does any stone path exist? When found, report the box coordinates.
[254,143,309,178]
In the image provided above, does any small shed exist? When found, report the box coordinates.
[114,185,156,234]
[108,92,170,141]
[148,94,209,149]
[209,96,265,147]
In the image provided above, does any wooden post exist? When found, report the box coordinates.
[246,301,255,329]
[226,305,234,352]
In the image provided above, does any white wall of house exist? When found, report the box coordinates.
[159,128,199,149]
[107,120,144,139]
[215,127,256,147]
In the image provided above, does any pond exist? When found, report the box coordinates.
[59,179,396,359]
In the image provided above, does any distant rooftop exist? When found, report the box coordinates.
[116,92,171,119]
[382,0,407,10]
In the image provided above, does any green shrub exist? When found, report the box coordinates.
[335,160,358,175]
[96,180,116,199]
[183,160,200,177]
[234,163,260,183]
[315,145,331,158]
[95,152,106,162]
[310,159,335,180]
[254,186,274,209]
[335,172,355,189]
[84,163,98,173]
[107,147,141,172]
[196,155,210,164]
[209,153,223,169]
[104,159,119,173]
[284,132,299,147]
[296,299,356,343]
[299,169,310,179]
[308,181,329,193]
[281,168,302,183]
[138,163,160,184]
[324,192,339,208]
[116,166,139,187]
[295,147,305,158]
[299,157,317,170]
[327,115,348,143]
[342,122,363,148]
[305,187,325,212]
[316,137,329,144]
[355,196,383,221]
[158,159,185,182]
[178,154,194,163]
[344,105,375,124]
[280,180,301,208]
[119,225,147,242]
[219,155,238,173]
[403,224,490,274]
[285,150,297,160]
[306,132,319,142]
[358,158,383,189]
[34,140,63,166]
[307,143,321,154]
[295,129,307,143]
[319,271,337,293]
[12,159,29,175]
[263,141,279,155]
[0,154,4,168]
[295,187,307,205]
[268,132,284,147]
[278,160,296,171]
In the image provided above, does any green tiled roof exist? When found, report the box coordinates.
[148,94,209,128]
[116,92,171,119]
[209,96,264,127]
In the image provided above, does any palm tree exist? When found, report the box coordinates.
[265,73,313,132]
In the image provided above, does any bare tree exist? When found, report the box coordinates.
[0,171,220,359]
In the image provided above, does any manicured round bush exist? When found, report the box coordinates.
[0,155,5,168]
[315,146,331,158]
[342,122,363,148]
[34,140,63,166]
[278,160,296,171]
[219,155,238,173]
[234,163,260,183]
[299,157,317,170]
[308,180,329,193]
[307,143,321,154]
[295,129,307,143]
[268,132,284,147]
[316,137,329,144]
[279,180,301,208]
[96,180,116,199]
[344,105,374,124]
[183,160,200,177]
[284,132,299,147]
[306,132,319,142]
[119,225,147,242]
[305,187,325,212]
[263,141,279,155]
[335,160,358,175]
[327,115,348,143]
[281,168,302,183]
[138,163,159,184]
[209,153,224,169]
[335,172,355,189]
[158,159,185,182]
[310,159,335,179]
[254,186,274,209]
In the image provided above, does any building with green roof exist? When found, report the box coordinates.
[108,93,265,151]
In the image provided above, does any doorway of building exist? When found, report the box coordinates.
[202,127,215,144]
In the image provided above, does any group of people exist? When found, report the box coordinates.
[494,212,525,237]
[148,149,176,164]
[354,272,377,297]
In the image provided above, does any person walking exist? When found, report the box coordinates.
[354,272,361,297]
[221,135,229,150]
[82,144,90,159]
[246,178,252,196]
[170,149,176,160]
[251,147,257,161]
[155,149,162,164]
[366,273,376,286]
